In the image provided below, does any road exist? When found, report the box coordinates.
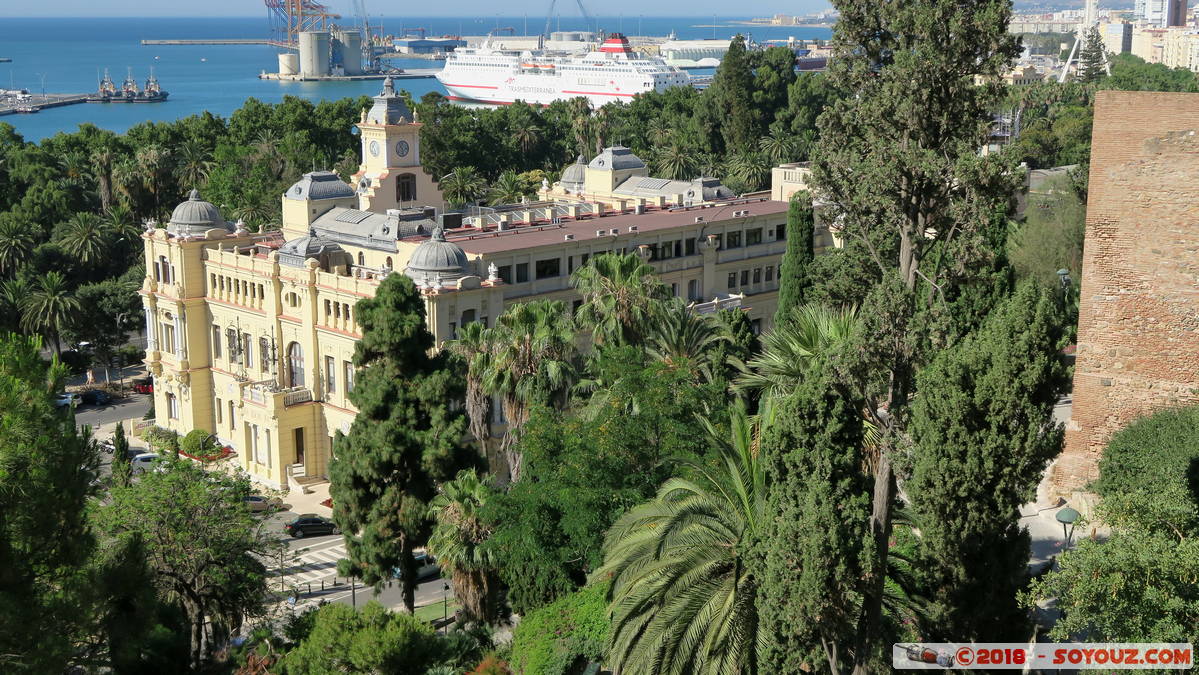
[75,392,153,431]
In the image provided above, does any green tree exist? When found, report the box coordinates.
[774,192,816,325]
[96,459,269,669]
[644,298,729,381]
[705,35,760,153]
[754,365,871,673]
[444,321,495,473]
[1076,26,1107,84]
[725,150,772,192]
[278,602,447,674]
[58,212,108,265]
[653,141,699,180]
[814,0,1022,666]
[907,283,1068,641]
[441,167,489,209]
[62,279,142,368]
[597,402,765,675]
[0,217,33,277]
[571,252,669,347]
[508,581,611,675]
[329,274,467,612]
[486,169,531,205]
[21,270,79,354]
[734,304,860,401]
[427,469,501,624]
[110,421,132,488]
[0,334,99,672]
[483,300,575,483]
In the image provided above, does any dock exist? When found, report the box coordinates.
[259,69,440,82]
[142,39,276,46]
[0,94,88,116]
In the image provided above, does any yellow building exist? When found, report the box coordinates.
[143,79,806,490]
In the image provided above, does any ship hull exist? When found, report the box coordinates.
[438,77,650,107]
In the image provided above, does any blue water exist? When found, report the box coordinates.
[0,17,832,142]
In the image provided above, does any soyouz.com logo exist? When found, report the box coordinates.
[894,643,1194,670]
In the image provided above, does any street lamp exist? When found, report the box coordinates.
[1056,506,1080,548]
[1056,268,1072,290]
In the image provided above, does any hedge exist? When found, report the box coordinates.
[507,581,610,675]
[1094,404,1199,508]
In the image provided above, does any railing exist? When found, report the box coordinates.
[689,293,744,315]
[282,387,313,406]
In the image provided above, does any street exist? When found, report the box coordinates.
[75,392,152,431]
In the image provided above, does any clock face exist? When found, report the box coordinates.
[395,140,410,158]
[368,140,380,157]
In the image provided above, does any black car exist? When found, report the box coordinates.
[80,389,112,406]
[284,514,338,538]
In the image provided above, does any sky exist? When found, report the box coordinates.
[9,1,834,18]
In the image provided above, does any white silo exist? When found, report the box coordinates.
[333,30,364,75]
[298,31,332,77]
[278,52,300,76]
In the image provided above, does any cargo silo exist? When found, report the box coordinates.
[278,52,300,76]
[333,30,364,75]
[298,31,331,77]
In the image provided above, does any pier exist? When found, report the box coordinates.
[142,39,277,46]
[0,94,87,116]
[259,69,440,82]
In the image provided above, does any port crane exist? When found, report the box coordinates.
[543,0,597,38]
[264,0,341,48]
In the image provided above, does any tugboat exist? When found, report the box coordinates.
[120,68,139,101]
[86,69,118,103]
[134,70,168,102]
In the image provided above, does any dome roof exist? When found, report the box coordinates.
[278,231,345,268]
[560,154,586,189]
[285,171,356,201]
[364,77,413,126]
[169,189,230,236]
[588,146,645,171]
[405,227,469,283]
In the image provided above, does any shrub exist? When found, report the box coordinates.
[180,429,218,460]
[118,344,144,368]
[507,581,610,675]
[469,653,513,675]
[59,349,91,374]
[142,426,180,456]
[1095,405,1199,508]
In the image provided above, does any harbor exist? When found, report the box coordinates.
[0,93,87,116]
[259,69,439,81]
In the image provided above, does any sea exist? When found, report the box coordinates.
[0,16,832,143]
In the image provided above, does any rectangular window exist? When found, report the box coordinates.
[685,238,696,256]
[167,393,179,420]
[688,279,699,300]
[740,270,750,286]
[161,323,175,354]
[229,401,235,430]
[580,253,590,266]
[497,265,512,284]
[765,265,774,282]
[727,231,742,249]
[670,282,679,297]
[212,325,222,359]
[568,256,575,274]
[746,228,762,246]
[727,272,736,289]
[535,257,561,279]
[449,321,457,339]
[334,302,341,319]
[753,268,762,284]
[516,263,529,283]
[324,299,331,320]
[264,429,272,468]
[325,355,336,394]
[215,398,222,424]
[713,233,724,249]
[242,334,253,369]
[775,223,786,240]
[344,361,356,393]
[674,240,683,257]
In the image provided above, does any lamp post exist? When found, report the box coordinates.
[1056,506,1080,548]
[1056,268,1072,290]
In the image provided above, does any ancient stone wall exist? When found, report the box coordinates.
[1055,91,1199,492]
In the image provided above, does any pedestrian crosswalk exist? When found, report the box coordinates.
[279,540,347,589]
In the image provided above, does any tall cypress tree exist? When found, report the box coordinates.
[1076,26,1107,84]
[773,191,815,327]
[754,364,870,673]
[705,35,760,154]
[111,421,132,488]
[907,282,1068,640]
[813,1,1021,668]
[329,274,468,613]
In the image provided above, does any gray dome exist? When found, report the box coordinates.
[560,155,586,190]
[405,227,469,284]
[365,77,413,126]
[278,231,345,268]
[286,171,356,201]
[169,189,230,236]
[588,146,645,171]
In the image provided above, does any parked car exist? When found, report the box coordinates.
[54,392,81,408]
[132,377,153,394]
[130,452,162,474]
[284,514,339,538]
[391,551,440,581]
[244,495,282,513]
[80,389,112,406]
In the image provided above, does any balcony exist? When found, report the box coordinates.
[242,379,314,408]
[690,293,744,315]
[282,387,313,406]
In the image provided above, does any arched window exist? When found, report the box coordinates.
[461,309,476,325]
[357,252,365,266]
[287,342,304,388]
[385,257,393,269]
[396,173,417,203]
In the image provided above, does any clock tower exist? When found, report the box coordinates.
[353,77,444,213]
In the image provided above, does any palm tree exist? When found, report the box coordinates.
[22,271,79,355]
[0,278,31,334]
[645,298,730,380]
[136,145,171,221]
[597,402,767,675]
[441,167,489,209]
[231,199,274,227]
[571,252,669,347]
[102,203,142,243]
[654,142,698,180]
[726,151,772,192]
[112,157,144,214]
[483,299,576,483]
[0,218,34,277]
[59,212,107,265]
[444,322,494,473]
[175,140,213,188]
[758,131,798,165]
[486,170,529,206]
[91,147,116,211]
[733,304,860,401]
[252,131,286,180]
[427,469,500,624]
[511,119,541,156]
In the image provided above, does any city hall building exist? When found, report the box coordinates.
[141,79,823,490]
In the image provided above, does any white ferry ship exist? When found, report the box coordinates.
[436,33,690,106]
